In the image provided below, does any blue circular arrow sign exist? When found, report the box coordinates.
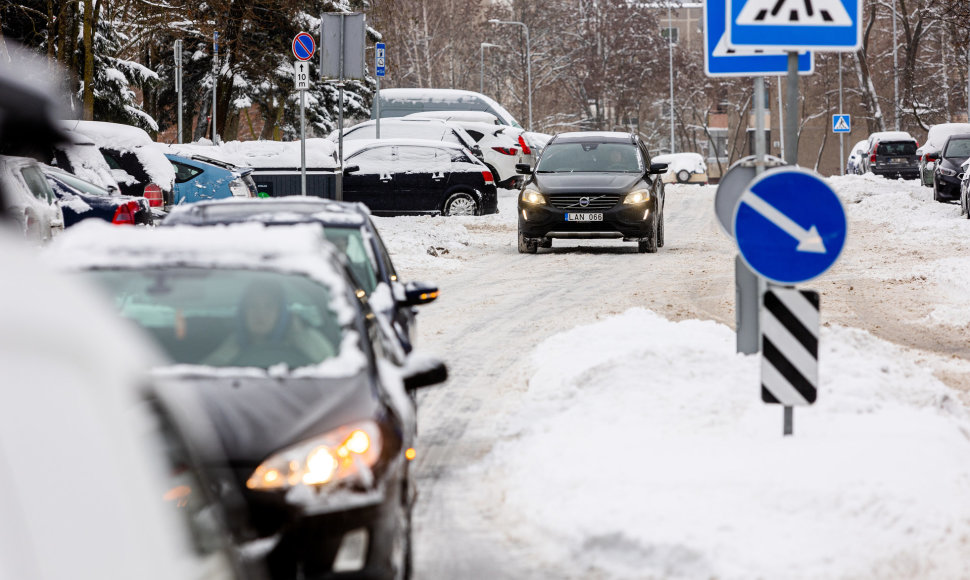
[292,32,316,61]
[733,167,847,285]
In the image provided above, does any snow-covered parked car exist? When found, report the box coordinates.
[374,87,523,128]
[0,155,64,242]
[54,221,448,580]
[846,139,869,175]
[44,165,154,227]
[342,138,499,216]
[652,152,708,185]
[163,152,257,204]
[917,123,970,187]
[61,120,176,210]
[47,126,122,193]
[215,139,338,198]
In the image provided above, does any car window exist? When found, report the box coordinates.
[350,146,396,171]
[877,142,917,156]
[397,146,438,164]
[102,148,151,184]
[465,129,485,142]
[172,161,204,184]
[101,150,122,169]
[320,226,379,295]
[49,171,111,196]
[86,268,343,369]
[439,148,471,164]
[942,139,970,159]
[20,165,54,204]
[536,142,643,173]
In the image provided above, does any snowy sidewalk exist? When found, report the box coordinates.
[473,309,970,579]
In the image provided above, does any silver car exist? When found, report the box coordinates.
[0,155,64,242]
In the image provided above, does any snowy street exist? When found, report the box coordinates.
[372,177,970,578]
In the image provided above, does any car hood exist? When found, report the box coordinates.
[940,157,968,171]
[532,172,644,194]
[153,371,380,464]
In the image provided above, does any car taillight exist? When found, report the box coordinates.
[870,154,876,163]
[229,178,249,197]
[492,146,518,156]
[143,183,164,207]
[111,200,139,225]
[482,170,494,185]
[517,135,532,155]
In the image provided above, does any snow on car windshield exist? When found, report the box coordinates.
[536,142,642,173]
[942,138,970,159]
[86,267,343,370]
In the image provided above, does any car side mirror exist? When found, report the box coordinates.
[649,163,668,175]
[400,281,439,306]
[402,353,448,390]
[515,163,533,175]
[343,165,359,174]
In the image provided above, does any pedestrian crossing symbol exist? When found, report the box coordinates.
[832,114,850,133]
[727,0,862,52]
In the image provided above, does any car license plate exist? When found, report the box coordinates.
[565,213,603,222]
[891,158,906,164]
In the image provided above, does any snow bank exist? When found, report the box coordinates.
[475,308,970,579]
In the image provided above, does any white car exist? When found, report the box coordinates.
[846,139,869,175]
[0,156,64,242]
[652,152,708,185]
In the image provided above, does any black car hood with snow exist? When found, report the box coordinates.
[532,172,644,194]
[154,372,380,464]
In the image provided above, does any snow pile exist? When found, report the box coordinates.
[63,120,176,190]
[476,308,970,579]
[164,139,338,170]
[915,256,970,327]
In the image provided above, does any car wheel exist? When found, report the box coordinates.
[657,210,665,248]
[676,169,691,184]
[443,192,479,216]
[391,499,413,580]
[517,231,538,254]
[933,178,942,202]
[638,220,659,254]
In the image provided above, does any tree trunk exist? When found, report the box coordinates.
[82,0,95,120]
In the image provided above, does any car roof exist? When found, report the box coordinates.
[552,131,635,144]
[164,197,368,227]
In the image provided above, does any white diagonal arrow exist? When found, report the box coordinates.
[740,190,826,253]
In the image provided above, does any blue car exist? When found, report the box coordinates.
[165,153,258,205]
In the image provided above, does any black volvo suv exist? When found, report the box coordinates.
[516,131,667,253]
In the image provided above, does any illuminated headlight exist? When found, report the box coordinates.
[521,189,546,205]
[229,178,250,197]
[246,421,382,491]
[939,167,957,177]
[623,189,650,204]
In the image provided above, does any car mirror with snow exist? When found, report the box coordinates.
[649,163,668,175]
[400,281,439,307]
[402,353,448,390]
[343,165,360,175]
[515,163,533,175]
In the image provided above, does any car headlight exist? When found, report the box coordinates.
[246,420,383,491]
[939,167,957,177]
[623,189,650,204]
[521,189,546,205]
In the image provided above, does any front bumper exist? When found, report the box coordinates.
[518,198,655,240]
[935,172,962,198]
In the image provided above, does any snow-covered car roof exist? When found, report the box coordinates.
[215,138,338,170]
[342,138,472,158]
[553,131,634,143]
[850,140,869,154]
[922,124,970,153]
[62,120,176,190]
[164,196,368,228]
[378,88,520,127]
[404,111,501,124]
[868,131,915,144]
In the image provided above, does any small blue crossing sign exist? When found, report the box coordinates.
[733,167,847,285]
[375,42,386,77]
[832,114,851,133]
[292,32,316,62]
[727,0,863,52]
[705,0,813,77]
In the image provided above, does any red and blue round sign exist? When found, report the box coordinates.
[292,32,316,61]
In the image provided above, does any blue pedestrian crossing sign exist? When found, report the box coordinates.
[705,0,813,77]
[375,43,386,77]
[832,114,851,133]
[733,167,847,285]
[727,0,863,52]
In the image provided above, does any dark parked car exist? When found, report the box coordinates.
[44,165,154,226]
[162,196,439,352]
[866,136,919,180]
[932,134,970,203]
[342,139,498,216]
[516,131,667,253]
[64,223,447,580]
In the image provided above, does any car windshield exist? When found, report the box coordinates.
[536,142,642,173]
[321,226,379,295]
[877,142,917,156]
[85,268,343,369]
[50,171,111,196]
[942,139,970,159]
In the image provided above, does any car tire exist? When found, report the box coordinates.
[517,231,538,254]
[933,178,943,203]
[657,210,665,248]
[443,192,480,216]
[676,169,691,184]
[638,220,659,254]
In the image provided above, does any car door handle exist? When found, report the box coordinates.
[432,172,445,180]
[379,173,393,182]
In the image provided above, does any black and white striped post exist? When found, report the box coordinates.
[761,288,819,435]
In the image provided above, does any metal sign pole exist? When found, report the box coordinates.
[376,74,381,139]
[839,52,844,175]
[784,52,798,165]
[301,88,306,196]
[336,14,345,202]
[175,40,182,144]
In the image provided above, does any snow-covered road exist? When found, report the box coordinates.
[372,176,970,578]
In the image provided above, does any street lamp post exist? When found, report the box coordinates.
[667,3,675,153]
[480,42,500,94]
[488,18,531,131]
